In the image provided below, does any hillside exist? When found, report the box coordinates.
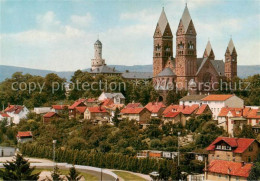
[0,64,259,82]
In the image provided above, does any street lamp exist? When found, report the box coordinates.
[53,140,57,171]
[177,132,181,166]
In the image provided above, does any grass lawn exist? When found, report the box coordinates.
[113,171,146,181]
[33,168,98,181]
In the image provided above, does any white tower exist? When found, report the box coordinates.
[91,39,105,70]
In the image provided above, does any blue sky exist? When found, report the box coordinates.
[1,0,260,71]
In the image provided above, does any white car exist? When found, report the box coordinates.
[149,171,159,177]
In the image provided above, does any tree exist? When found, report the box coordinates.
[66,166,82,181]
[50,165,62,181]
[248,154,260,180]
[0,154,39,180]
[113,108,120,127]
[237,125,256,139]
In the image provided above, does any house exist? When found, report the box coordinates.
[84,106,110,124]
[120,107,151,125]
[4,105,29,124]
[217,107,260,136]
[217,107,250,136]
[205,160,253,181]
[68,99,86,118]
[125,102,143,109]
[247,108,260,133]
[200,94,244,120]
[33,107,52,114]
[0,146,16,157]
[43,112,60,123]
[98,92,125,104]
[163,104,212,126]
[16,131,33,143]
[51,105,68,113]
[104,103,125,123]
[163,112,185,125]
[145,102,166,118]
[206,137,260,163]
[179,94,207,106]
[75,106,87,119]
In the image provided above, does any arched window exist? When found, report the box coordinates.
[178,42,184,49]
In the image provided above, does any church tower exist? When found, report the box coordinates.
[225,38,237,80]
[175,4,197,88]
[153,8,173,77]
[91,39,105,71]
[203,40,215,60]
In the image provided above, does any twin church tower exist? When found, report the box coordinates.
[153,5,238,90]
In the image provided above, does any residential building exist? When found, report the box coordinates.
[120,107,151,125]
[0,146,16,157]
[68,99,86,118]
[43,112,60,123]
[179,94,207,106]
[163,112,185,125]
[145,102,166,118]
[200,94,244,120]
[75,107,87,119]
[98,92,125,104]
[84,106,110,124]
[217,107,260,136]
[205,160,252,181]
[33,107,52,114]
[4,105,29,124]
[51,105,68,113]
[206,137,260,163]
[16,131,33,143]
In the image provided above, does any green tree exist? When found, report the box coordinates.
[50,165,62,181]
[248,154,260,181]
[0,154,39,180]
[66,166,82,181]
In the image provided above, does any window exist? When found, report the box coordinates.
[249,145,253,152]
[216,145,221,149]
[222,145,226,150]
[226,146,231,150]
[236,176,239,181]
[218,174,221,178]
[248,156,251,162]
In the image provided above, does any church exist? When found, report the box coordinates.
[153,5,238,93]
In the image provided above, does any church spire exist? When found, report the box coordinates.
[227,38,235,54]
[181,5,192,33]
[203,40,215,59]
[157,7,169,35]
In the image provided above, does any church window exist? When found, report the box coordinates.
[178,42,184,49]
[155,44,161,51]
[188,41,194,49]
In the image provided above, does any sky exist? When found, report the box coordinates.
[1,0,260,71]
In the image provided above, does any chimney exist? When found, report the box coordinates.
[241,161,245,167]
[8,103,10,107]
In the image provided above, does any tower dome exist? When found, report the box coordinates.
[91,39,105,71]
[94,39,102,45]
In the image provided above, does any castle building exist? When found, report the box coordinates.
[153,5,238,97]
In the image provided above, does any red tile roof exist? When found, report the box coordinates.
[43,112,59,118]
[207,160,252,178]
[102,99,114,106]
[163,104,199,115]
[164,111,180,118]
[218,107,253,117]
[182,104,199,114]
[201,94,233,101]
[206,137,256,153]
[5,105,24,114]
[75,106,87,113]
[52,105,68,110]
[196,104,209,115]
[0,112,10,117]
[247,109,260,119]
[87,107,108,113]
[121,107,146,114]
[126,103,142,109]
[17,131,32,138]
[69,99,86,109]
[145,102,166,113]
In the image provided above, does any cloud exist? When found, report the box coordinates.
[36,11,62,32]
[70,13,92,28]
